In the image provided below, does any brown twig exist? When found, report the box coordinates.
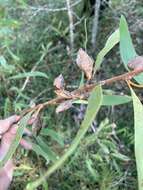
[20,68,143,118]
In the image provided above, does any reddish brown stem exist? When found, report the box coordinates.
[20,68,143,117]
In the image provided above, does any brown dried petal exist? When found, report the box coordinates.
[128,56,143,70]
[76,48,93,80]
[56,100,73,114]
[54,74,65,89]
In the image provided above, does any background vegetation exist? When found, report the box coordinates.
[1,0,143,189]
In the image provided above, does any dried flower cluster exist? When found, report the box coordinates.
[54,49,94,113]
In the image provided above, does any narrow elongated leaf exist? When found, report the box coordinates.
[120,15,137,68]
[86,159,99,182]
[40,128,64,147]
[119,15,143,84]
[26,85,103,190]
[0,55,15,72]
[73,95,132,106]
[111,152,130,161]
[7,47,20,61]
[130,87,143,190]
[0,112,32,168]
[95,29,119,70]
[35,136,59,162]
[9,71,48,79]
[102,95,132,106]
[32,143,50,162]
[0,55,7,66]
[79,72,84,87]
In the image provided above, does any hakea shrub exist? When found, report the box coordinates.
[1,15,143,190]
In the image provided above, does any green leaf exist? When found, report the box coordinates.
[32,136,59,163]
[10,86,30,100]
[95,29,120,70]
[120,15,137,68]
[130,87,143,190]
[0,19,20,28]
[0,112,32,168]
[9,71,49,79]
[119,15,143,84]
[73,95,132,106]
[86,159,99,182]
[26,85,103,190]
[7,47,20,61]
[40,128,64,147]
[79,72,84,87]
[0,55,6,66]
[111,152,130,161]
[32,143,50,162]
[0,55,15,73]
[102,95,132,106]
[0,27,13,38]
[35,136,59,162]
[99,143,110,154]
[73,100,88,104]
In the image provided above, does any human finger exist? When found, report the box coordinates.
[20,139,32,150]
[0,160,14,190]
[0,124,32,160]
[0,125,18,160]
[0,115,20,135]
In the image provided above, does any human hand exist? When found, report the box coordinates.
[0,115,32,190]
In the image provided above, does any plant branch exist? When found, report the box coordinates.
[20,68,143,117]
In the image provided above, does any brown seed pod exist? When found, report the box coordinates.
[32,115,43,136]
[54,74,65,89]
[76,48,93,80]
[128,56,143,70]
[56,100,73,114]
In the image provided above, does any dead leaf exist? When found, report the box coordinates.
[54,74,65,89]
[128,56,143,70]
[56,100,73,114]
[76,48,93,80]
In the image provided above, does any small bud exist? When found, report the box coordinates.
[56,100,73,114]
[54,74,65,89]
[76,48,93,80]
[128,56,143,70]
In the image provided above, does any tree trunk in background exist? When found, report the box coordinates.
[91,0,101,53]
